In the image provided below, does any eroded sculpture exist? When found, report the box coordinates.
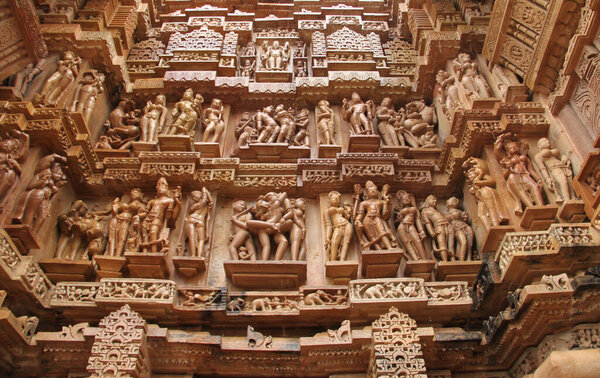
[165,88,203,136]
[140,94,168,143]
[34,51,81,105]
[201,98,225,143]
[494,132,545,215]
[395,190,428,261]
[103,99,141,149]
[229,192,305,261]
[463,157,508,229]
[70,70,105,124]
[353,181,398,250]
[183,188,213,258]
[533,137,575,203]
[138,177,182,253]
[342,92,374,135]
[323,191,353,261]
[420,195,452,261]
[316,99,336,145]
[0,129,29,201]
[105,188,146,257]
[260,40,291,71]
[12,154,67,231]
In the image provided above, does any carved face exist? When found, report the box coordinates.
[537,137,551,150]
[156,178,169,195]
[264,105,275,114]
[382,97,391,107]
[366,184,378,199]
[0,139,17,153]
[295,198,306,211]
[398,191,411,205]
[328,191,341,206]
[318,100,329,107]
[211,98,222,108]
[446,197,459,209]
[272,41,279,48]
[191,190,202,202]
[506,141,520,155]
[426,195,437,207]
[129,188,142,200]
[183,89,194,101]
[156,95,166,105]
[232,200,247,213]
[351,92,361,102]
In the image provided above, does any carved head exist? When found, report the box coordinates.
[63,50,76,60]
[156,94,166,106]
[156,177,169,195]
[295,198,306,211]
[232,200,247,213]
[381,97,392,107]
[211,98,222,109]
[191,190,202,202]
[396,190,412,206]
[446,196,459,209]
[425,194,437,207]
[365,180,379,199]
[328,191,341,206]
[272,41,279,48]
[318,99,330,108]
[130,188,143,200]
[458,53,472,63]
[50,163,64,181]
[0,138,18,153]
[537,137,551,150]
[182,88,194,101]
[351,92,361,102]
[263,105,275,114]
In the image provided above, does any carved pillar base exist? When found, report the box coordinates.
[124,252,169,279]
[132,141,159,154]
[520,205,559,231]
[172,256,206,277]
[360,248,404,278]
[435,260,483,284]
[3,224,40,255]
[481,225,515,253]
[380,145,409,157]
[348,134,381,152]
[557,199,586,223]
[194,142,221,157]
[93,256,127,278]
[38,259,96,283]
[158,135,193,151]
[325,261,358,284]
[404,259,436,281]
[318,144,342,158]
[255,70,293,82]
[95,149,131,160]
[223,260,307,289]
[237,143,310,162]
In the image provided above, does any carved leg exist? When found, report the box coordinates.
[274,233,289,261]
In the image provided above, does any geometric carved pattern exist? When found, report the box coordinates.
[368,307,427,378]
[87,305,150,378]
[327,27,371,51]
